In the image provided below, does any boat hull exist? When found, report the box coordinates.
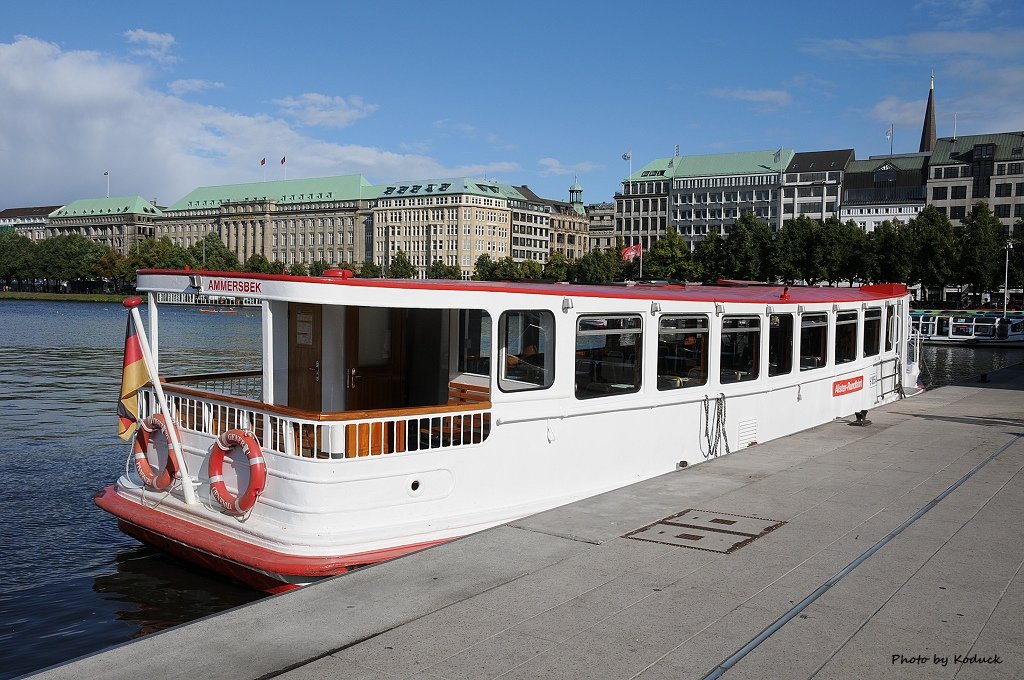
[94,485,449,593]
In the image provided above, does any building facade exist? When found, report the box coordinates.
[48,197,162,255]
[0,206,62,240]
[925,132,1024,236]
[586,201,616,252]
[781,150,853,223]
[616,149,794,251]
[158,176,373,268]
[840,154,928,232]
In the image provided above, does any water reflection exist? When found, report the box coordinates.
[0,301,264,680]
[919,345,1024,389]
[93,546,262,638]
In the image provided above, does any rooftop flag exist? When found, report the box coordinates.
[622,151,631,161]
[886,124,894,141]
[260,158,266,166]
[103,171,109,176]
[280,156,286,165]
[773,148,782,164]
[117,313,147,440]
[621,242,642,262]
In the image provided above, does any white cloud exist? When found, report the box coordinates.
[168,79,224,96]
[273,93,378,128]
[869,96,929,127]
[123,29,177,64]
[806,29,1024,61]
[537,157,603,177]
[711,88,791,110]
[433,118,516,150]
[0,36,516,207]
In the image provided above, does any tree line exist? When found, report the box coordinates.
[1,203,1020,300]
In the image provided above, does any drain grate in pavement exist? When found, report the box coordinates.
[623,509,785,554]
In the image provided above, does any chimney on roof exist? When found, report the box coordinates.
[919,73,937,153]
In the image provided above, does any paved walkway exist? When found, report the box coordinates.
[35,366,1024,679]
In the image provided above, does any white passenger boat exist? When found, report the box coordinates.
[910,310,1024,347]
[97,270,920,592]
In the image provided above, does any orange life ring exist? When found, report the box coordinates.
[133,414,180,490]
[209,429,267,514]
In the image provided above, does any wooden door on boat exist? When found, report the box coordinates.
[345,307,405,410]
[288,303,322,412]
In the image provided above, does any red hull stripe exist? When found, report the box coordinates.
[94,485,450,585]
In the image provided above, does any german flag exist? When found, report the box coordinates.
[117,313,148,440]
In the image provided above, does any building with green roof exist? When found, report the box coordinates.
[616,148,796,250]
[154,174,578,278]
[47,196,163,254]
[926,132,1024,231]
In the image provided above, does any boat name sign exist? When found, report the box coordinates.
[832,376,864,397]
[204,279,263,294]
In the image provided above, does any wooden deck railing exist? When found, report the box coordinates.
[141,377,491,460]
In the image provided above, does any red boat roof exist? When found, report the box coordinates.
[138,269,907,305]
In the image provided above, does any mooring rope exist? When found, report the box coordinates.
[702,393,730,459]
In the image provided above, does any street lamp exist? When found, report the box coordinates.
[1005,239,1014,317]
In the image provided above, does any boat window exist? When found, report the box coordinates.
[835,311,858,364]
[575,315,642,399]
[720,316,759,383]
[800,313,828,370]
[458,309,491,376]
[885,306,896,351]
[768,314,793,377]
[863,308,881,357]
[499,310,554,392]
[657,315,708,390]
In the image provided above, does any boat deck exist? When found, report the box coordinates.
[36,366,1024,680]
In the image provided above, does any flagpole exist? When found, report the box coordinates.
[124,297,198,505]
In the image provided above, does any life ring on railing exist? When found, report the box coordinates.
[209,429,267,514]
[133,414,180,490]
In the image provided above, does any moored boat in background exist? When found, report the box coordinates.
[911,309,1024,347]
[96,270,920,592]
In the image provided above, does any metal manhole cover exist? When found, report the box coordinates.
[623,509,785,554]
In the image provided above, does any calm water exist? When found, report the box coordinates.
[0,301,265,679]
[0,301,1021,678]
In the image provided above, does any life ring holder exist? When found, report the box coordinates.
[133,414,180,490]
[209,429,267,515]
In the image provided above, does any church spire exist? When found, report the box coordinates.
[919,72,937,153]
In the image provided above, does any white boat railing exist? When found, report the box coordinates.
[139,383,492,461]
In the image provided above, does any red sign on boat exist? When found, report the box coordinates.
[832,376,864,397]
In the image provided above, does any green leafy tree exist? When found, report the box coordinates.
[955,202,1003,300]
[692,228,727,283]
[386,250,416,278]
[473,254,498,280]
[357,261,381,278]
[188,232,239,271]
[243,253,273,273]
[0,232,36,290]
[778,216,824,285]
[519,259,544,280]
[645,227,695,281]
[288,262,309,276]
[493,256,523,280]
[542,251,571,282]
[723,214,772,281]
[309,260,329,277]
[425,259,462,279]
[267,259,287,274]
[570,248,621,283]
[836,220,870,286]
[866,221,913,283]
[34,234,109,291]
[908,205,956,298]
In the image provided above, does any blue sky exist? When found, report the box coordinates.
[1,0,1022,209]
